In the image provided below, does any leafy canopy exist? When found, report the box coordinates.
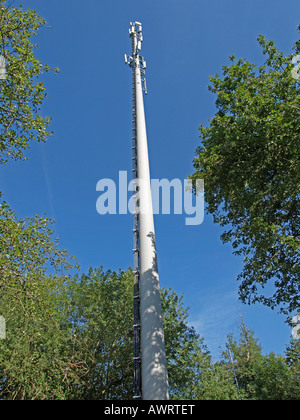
[221,320,300,400]
[0,200,76,400]
[0,0,58,163]
[0,266,213,400]
[191,29,300,316]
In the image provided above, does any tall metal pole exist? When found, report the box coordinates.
[125,21,169,401]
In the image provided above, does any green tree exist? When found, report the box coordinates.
[252,352,291,400]
[191,30,300,316]
[0,1,58,163]
[196,361,242,400]
[65,269,214,400]
[160,288,210,399]
[1,266,214,399]
[3,260,299,400]
[285,338,300,399]
[161,288,241,400]
[0,1,84,399]
[222,320,263,399]
[0,201,80,400]
[65,267,135,400]
[222,320,298,400]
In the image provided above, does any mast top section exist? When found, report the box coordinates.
[124,21,147,77]
[129,21,143,57]
[129,21,143,40]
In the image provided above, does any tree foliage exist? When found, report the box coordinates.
[0,267,211,399]
[0,2,80,399]
[191,30,300,315]
[221,320,300,400]
[0,0,58,163]
[65,268,135,400]
[1,264,299,400]
[0,200,78,399]
[61,269,216,400]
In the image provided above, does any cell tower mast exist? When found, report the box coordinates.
[125,21,169,400]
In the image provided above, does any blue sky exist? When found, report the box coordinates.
[0,0,299,359]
